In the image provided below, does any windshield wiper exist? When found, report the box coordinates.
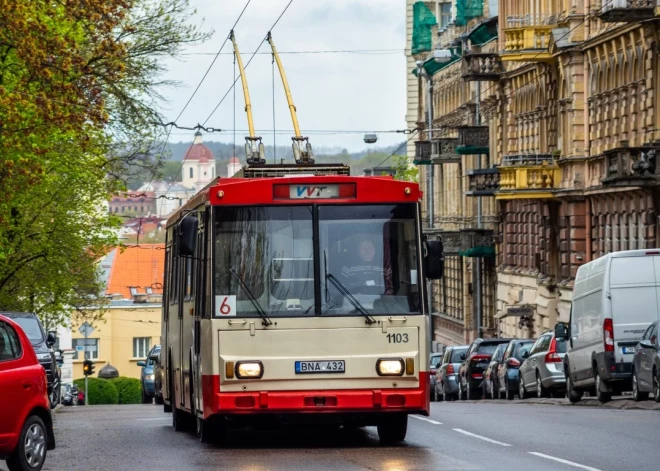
[229,268,273,326]
[325,273,376,325]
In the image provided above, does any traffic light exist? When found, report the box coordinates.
[83,359,95,376]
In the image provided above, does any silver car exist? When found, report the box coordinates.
[519,331,567,398]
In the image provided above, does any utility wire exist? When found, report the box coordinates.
[374,130,420,169]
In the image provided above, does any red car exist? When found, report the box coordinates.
[0,315,55,471]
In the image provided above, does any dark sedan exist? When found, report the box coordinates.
[483,343,507,399]
[632,321,660,402]
[458,338,512,400]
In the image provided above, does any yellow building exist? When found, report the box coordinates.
[71,244,164,379]
[71,302,161,380]
[410,0,660,342]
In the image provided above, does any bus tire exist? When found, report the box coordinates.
[377,414,407,444]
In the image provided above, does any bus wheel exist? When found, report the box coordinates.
[377,414,407,444]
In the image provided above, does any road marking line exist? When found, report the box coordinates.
[452,428,512,447]
[411,415,442,425]
[528,452,602,471]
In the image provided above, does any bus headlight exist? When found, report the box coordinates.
[376,358,404,376]
[235,361,264,379]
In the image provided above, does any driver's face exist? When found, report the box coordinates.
[359,240,375,262]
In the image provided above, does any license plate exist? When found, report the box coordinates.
[476,363,488,368]
[295,360,345,374]
[622,346,636,354]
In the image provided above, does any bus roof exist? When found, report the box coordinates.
[165,173,420,228]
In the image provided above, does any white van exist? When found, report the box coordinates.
[556,249,660,403]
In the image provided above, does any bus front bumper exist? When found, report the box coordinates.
[201,374,429,418]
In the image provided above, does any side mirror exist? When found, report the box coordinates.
[46,331,57,347]
[554,322,568,341]
[177,213,198,257]
[460,353,466,361]
[424,239,444,280]
[522,350,530,359]
[137,361,146,367]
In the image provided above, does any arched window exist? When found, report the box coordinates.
[189,167,193,178]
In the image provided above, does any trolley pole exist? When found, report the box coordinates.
[84,326,89,406]
[475,80,482,340]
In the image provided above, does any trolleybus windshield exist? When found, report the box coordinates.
[213,203,421,319]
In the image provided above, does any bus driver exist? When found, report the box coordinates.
[341,238,393,295]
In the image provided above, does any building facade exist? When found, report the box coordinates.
[409,0,660,343]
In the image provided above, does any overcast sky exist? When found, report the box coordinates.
[159,0,407,152]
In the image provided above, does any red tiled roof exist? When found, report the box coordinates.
[184,143,214,163]
[106,245,165,298]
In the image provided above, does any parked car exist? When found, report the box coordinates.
[519,330,567,398]
[138,344,161,404]
[153,350,164,405]
[435,345,468,401]
[557,250,660,404]
[429,352,443,401]
[632,321,660,402]
[497,339,535,400]
[61,384,75,406]
[0,312,60,409]
[483,343,507,399]
[458,338,512,400]
[0,314,55,471]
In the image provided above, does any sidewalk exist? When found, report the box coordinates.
[511,395,660,411]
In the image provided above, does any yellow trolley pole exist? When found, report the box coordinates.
[230,30,265,164]
[267,32,314,164]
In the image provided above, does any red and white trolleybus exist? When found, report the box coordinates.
[161,162,444,444]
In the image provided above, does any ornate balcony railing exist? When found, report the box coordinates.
[466,168,500,196]
[602,147,660,187]
[424,229,495,257]
[461,53,502,81]
[431,138,461,164]
[496,154,560,200]
[456,125,489,155]
[501,25,556,62]
[600,0,656,22]
[414,140,432,165]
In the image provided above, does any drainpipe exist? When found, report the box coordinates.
[427,73,435,352]
[475,80,483,339]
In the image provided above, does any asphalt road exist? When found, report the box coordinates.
[3,400,660,471]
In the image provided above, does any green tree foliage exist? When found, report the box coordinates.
[110,377,142,404]
[393,155,419,183]
[0,0,209,327]
[73,378,119,405]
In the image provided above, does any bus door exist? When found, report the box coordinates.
[191,211,206,417]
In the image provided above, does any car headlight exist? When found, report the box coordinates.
[145,374,155,381]
[376,358,405,376]
[235,361,264,379]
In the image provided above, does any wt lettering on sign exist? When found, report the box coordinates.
[296,186,327,197]
[215,295,236,317]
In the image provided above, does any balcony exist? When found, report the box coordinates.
[466,168,500,196]
[413,140,432,165]
[456,125,489,155]
[461,53,502,81]
[431,138,461,164]
[501,16,556,62]
[602,147,660,187]
[600,0,657,23]
[496,154,561,200]
[424,229,495,257]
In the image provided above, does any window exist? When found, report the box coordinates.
[0,322,22,362]
[450,347,467,363]
[72,338,99,360]
[189,167,193,178]
[440,2,451,27]
[133,337,151,358]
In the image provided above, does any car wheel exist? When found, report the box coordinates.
[654,368,660,403]
[594,370,612,403]
[155,393,164,405]
[377,414,408,444]
[566,373,582,404]
[519,380,527,399]
[632,369,649,402]
[6,415,48,471]
[536,373,549,398]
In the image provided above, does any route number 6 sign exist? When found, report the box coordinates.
[215,295,237,317]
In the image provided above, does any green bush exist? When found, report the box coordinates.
[73,377,118,405]
[110,377,142,404]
